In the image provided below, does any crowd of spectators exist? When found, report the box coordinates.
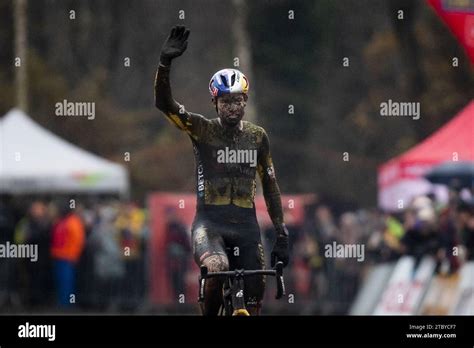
[268,188,474,314]
[0,187,473,314]
[0,197,148,312]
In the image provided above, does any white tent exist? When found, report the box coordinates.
[0,109,129,195]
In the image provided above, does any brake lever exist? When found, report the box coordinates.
[275,261,286,299]
[198,265,208,303]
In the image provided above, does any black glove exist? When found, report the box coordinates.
[271,227,289,267]
[160,25,190,66]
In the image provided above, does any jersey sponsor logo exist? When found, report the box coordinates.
[247,296,258,305]
[267,166,276,179]
[194,144,205,198]
[210,85,218,97]
[197,164,205,197]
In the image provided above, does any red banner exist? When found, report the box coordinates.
[428,0,474,63]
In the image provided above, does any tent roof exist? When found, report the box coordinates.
[0,108,129,194]
[378,101,474,210]
[379,100,474,185]
[384,101,474,167]
[399,101,473,164]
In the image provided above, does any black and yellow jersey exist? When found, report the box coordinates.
[155,64,284,231]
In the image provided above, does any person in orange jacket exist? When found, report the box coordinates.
[50,200,85,308]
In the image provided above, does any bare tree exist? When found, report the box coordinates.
[14,0,27,112]
[232,0,257,123]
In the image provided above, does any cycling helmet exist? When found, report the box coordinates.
[209,68,249,97]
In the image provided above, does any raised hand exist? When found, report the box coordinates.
[160,25,190,66]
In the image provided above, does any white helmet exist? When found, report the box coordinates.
[209,68,249,97]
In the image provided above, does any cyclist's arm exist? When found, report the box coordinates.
[257,130,286,235]
[154,64,208,140]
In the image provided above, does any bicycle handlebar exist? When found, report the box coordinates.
[202,269,278,277]
[198,261,286,301]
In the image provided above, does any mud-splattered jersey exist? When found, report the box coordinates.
[155,65,284,230]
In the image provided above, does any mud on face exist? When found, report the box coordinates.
[215,93,248,127]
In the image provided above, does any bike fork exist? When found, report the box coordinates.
[231,273,249,316]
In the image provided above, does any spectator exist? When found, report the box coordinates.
[296,229,324,301]
[367,213,405,262]
[75,203,98,309]
[314,205,338,244]
[0,196,18,309]
[115,202,146,311]
[88,205,124,311]
[293,207,322,302]
[438,200,461,273]
[400,196,442,267]
[314,205,338,304]
[164,208,190,299]
[335,213,362,309]
[50,200,86,308]
[14,201,52,307]
[457,200,474,261]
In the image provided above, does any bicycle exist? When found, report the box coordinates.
[198,260,286,316]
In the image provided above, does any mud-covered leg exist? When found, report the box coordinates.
[192,224,229,316]
[200,253,229,315]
